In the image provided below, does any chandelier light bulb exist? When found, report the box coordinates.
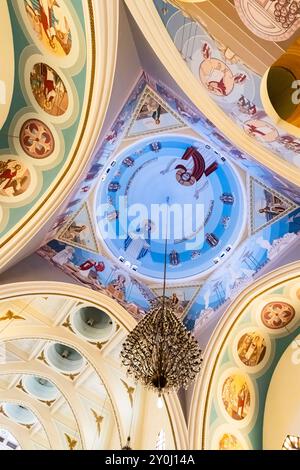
[157,395,164,409]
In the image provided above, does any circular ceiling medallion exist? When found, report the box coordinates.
[71,306,115,342]
[96,135,245,280]
[3,403,37,426]
[210,424,251,450]
[237,330,267,367]
[20,119,55,159]
[45,343,84,374]
[218,433,244,450]
[23,0,73,57]
[243,119,279,143]
[221,373,251,421]
[261,301,295,329]
[0,158,31,198]
[30,63,69,117]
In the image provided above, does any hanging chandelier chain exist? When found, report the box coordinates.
[120,199,203,395]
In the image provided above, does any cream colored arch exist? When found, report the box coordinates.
[0,363,87,449]
[188,261,300,449]
[0,390,60,449]
[0,281,188,450]
[0,325,128,446]
[125,0,300,186]
[0,1,14,130]
[0,0,119,273]
[0,417,32,450]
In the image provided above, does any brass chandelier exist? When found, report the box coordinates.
[120,206,203,397]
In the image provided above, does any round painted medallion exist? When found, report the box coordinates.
[261,301,295,329]
[20,119,55,159]
[30,63,68,117]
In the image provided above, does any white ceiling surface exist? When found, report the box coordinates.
[0,294,135,450]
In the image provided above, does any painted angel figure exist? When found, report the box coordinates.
[199,43,247,97]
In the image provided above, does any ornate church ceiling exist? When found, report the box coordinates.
[38,74,300,335]
[0,290,176,450]
[0,0,118,273]
[189,263,300,450]
[1,0,300,452]
[125,0,300,186]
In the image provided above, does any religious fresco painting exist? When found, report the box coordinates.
[249,177,297,235]
[0,0,87,239]
[218,433,243,450]
[204,278,300,450]
[58,203,99,253]
[198,42,248,98]
[24,0,72,57]
[237,331,266,367]
[126,87,186,138]
[37,240,154,322]
[154,0,300,169]
[30,63,69,116]
[0,159,31,198]
[42,73,300,335]
[221,373,251,421]
[234,0,300,41]
[96,134,245,280]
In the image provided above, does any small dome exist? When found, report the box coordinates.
[72,306,115,341]
[45,343,84,373]
[23,376,59,402]
[3,403,37,426]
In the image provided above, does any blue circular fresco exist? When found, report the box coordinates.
[96,135,245,280]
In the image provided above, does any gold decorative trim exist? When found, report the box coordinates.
[37,350,48,365]
[120,379,134,408]
[65,433,78,450]
[0,310,25,322]
[91,408,104,436]
[16,380,27,394]
[62,316,75,333]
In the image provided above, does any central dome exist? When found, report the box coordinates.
[96,135,245,280]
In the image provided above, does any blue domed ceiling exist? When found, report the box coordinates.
[39,74,300,331]
[97,135,245,280]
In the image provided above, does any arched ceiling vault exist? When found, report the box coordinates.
[125,0,300,186]
[0,281,188,450]
[0,417,32,450]
[0,0,119,274]
[189,261,300,450]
